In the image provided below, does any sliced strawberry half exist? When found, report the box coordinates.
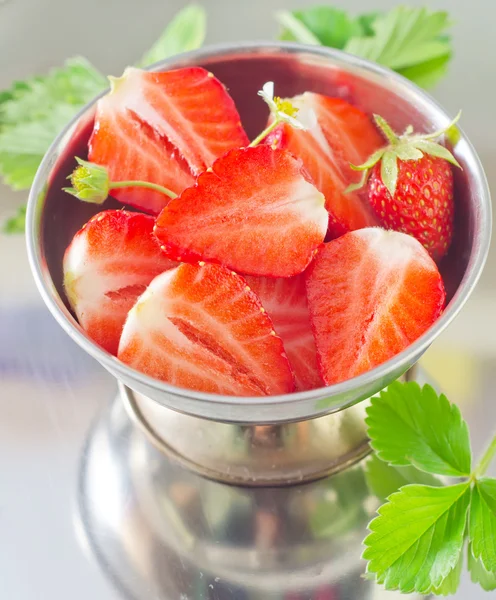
[306,228,446,385]
[154,145,328,277]
[265,94,383,237]
[244,274,322,391]
[89,66,249,214]
[118,263,295,396]
[88,106,195,214]
[63,210,177,355]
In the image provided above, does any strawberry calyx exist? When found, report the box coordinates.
[63,157,110,204]
[346,111,462,197]
[64,157,177,203]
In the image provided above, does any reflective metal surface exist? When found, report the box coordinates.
[78,392,419,600]
[26,43,491,424]
[125,384,370,486]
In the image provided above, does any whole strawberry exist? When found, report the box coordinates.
[348,113,461,261]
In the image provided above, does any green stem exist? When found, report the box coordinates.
[249,119,280,148]
[474,434,496,478]
[110,180,177,199]
[373,114,399,145]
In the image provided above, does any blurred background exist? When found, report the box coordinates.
[0,1,494,599]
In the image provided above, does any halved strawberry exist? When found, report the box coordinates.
[265,94,383,237]
[306,228,446,385]
[244,274,322,391]
[89,66,249,214]
[88,107,195,214]
[154,145,328,277]
[63,210,177,355]
[118,262,295,396]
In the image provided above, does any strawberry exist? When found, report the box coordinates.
[154,145,328,277]
[265,93,383,237]
[349,113,461,261]
[306,228,446,386]
[118,263,295,396]
[88,107,194,214]
[244,274,322,391]
[63,210,177,355]
[89,66,249,214]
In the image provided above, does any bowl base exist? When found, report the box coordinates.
[120,367,417,487]
[78,388,424,600]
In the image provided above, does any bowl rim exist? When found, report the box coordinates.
[26,40,492,411]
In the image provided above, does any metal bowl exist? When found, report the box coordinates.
[26,42,491,429]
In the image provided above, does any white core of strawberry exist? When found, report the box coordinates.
[63,228,161,310]
[286,178,328,235]
[121,269,194,354]
[106,67,218,174]
[119,268,282,395]
[355,228,438,272]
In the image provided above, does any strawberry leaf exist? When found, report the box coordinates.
[398,53,451,90]
[275,10,321,45]
[364,482,471,594]
[139,4,207,67]
[432,550,464,596]
[276,7,362,49]
[468,543,496,591]
[0,57,106,192]
[2,204,26,234]
[469,478,496,572]
[344,7,452,89]
[366,381,472,477]
[365,454,442,501]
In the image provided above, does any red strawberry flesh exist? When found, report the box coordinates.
[88,66,249,214]
[118,262,295,396]
[63,210,177,355]
[266,93,383,237]
[244,274,322,391]
[89,108,195,214]
[306,228,446,385]
[154,145,328,277]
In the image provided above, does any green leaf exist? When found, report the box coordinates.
[364,482,471,594]
[0,57,106,127]
[275,10,321,45]
[468,543,496,591]
[344,7,452,89]
[380,150,398,197]
[277,7,362,49]
[0,57,106,191]
[139,4,207,67]
[365,454,441,501]
[0,153,45,190]
[2,204,26,234]
[398,53,451,89]
[469,478,496,572]
[355,12,380,37]
[432,549,463,595]
[366,381,472,477]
